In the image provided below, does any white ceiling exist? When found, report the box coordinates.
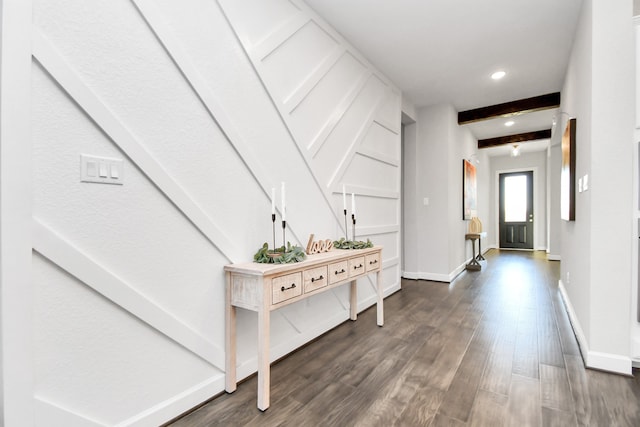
[304,0,584,155]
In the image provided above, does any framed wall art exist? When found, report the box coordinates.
[561,118,576,221]
[463,159,477,220]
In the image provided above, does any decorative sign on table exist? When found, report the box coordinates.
[306,234,333,255]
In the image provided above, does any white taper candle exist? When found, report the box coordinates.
[342,185,347,211]
[351,193,356,217]
[281,182,286,221]
[271,188,276,215]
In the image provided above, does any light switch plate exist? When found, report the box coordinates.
[583,174,589,191]
[81,154,124,185]
[578,177,583,193]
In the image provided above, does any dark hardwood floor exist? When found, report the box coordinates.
[169,250,640,426]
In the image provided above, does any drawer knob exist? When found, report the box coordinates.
[369,259,378,265]
[311,275,324,283]
[281,283,296,292]
[354,264,363,269]
[335,269,345,275]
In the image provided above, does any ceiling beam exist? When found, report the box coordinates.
[478,129,552,149]
[458,92,560,124]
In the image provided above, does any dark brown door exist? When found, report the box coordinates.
[499,171,534,249]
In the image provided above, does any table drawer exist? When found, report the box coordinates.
[272,272,302,305]
[366,252,381,272]
[349,256,366,278]
[304,265,328,293]
[328,260,348,284]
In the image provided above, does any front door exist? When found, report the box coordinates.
[499,171,534,249]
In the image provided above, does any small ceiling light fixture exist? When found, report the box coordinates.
[511,144,521,157]
[491,70,506,80]
[505,120,515,127]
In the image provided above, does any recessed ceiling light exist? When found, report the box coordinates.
[491,71,506,80]
[505,120,515,127]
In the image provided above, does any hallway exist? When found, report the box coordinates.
[170,251,640,426]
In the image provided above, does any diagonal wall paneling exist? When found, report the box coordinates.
[27,0,402,424]
[33,218,225,369]
[218,0,401,235]
[131,0,304,245]
[31,28,243,264]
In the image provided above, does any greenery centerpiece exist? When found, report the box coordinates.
[254,242,306,264]
[333,238,373,250]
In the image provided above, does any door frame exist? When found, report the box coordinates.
[494,167,539,250]
[0,0,35,423]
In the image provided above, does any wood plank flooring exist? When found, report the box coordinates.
[168,250,640,426]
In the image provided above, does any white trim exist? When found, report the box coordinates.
[558,279,588,356]
[283,46,345,113]
[449,261,468,281]
[373,117,400,136]
[250,13,310,61]
[401,262,467,283]
[547,254,561,261]
[494,167,540,250]
[559,280,632,375]
[0,0,35,423]
[339,184,399,200]
[402,272,450,282]
[356,224,399,236]
[357,145,400,167]
[309,70,372,158]
[586,352,632,375]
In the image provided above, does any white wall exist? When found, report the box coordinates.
[0,1,35,424]
[449,111,482,273]
[633,16,640,365]
[402,103,482,281]
[489,151,548,251]
[7,0,403,424]
[547,142,562,260]
[559,0,634,374]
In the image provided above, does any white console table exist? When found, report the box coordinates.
[224,246,383,411]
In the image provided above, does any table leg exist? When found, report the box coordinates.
[350,280,357,320]
[257,289,270,411]
[466,238,481,270]
[376,269,384,326]
[225,272,237,393]
[476,237,486,261]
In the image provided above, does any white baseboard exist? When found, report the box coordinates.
[633,338,640,360]
[402,260,472,283]
[547,254,561,261]
[558,280,632,375]
[535,246,548,251]
[402,271,451,282]
[449,261,468,281]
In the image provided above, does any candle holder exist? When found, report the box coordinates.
[267,214,282,259]
[282,220,287,250]
[343,209,348,241]
[271,213,276,251]
[351,214,356,242]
